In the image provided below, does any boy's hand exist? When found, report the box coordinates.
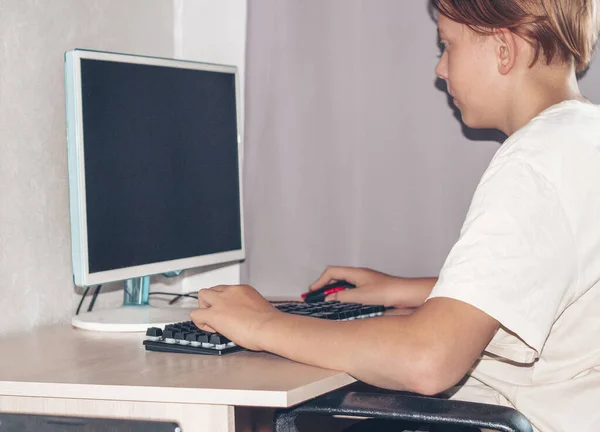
[190,285,281,351]
[309,266,402,305]
[309,266,435,308]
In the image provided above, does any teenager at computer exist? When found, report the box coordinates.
[191,1,600,430]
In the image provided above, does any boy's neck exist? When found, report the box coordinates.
[501,65,586,136]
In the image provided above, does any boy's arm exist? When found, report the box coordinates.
[387,276,438,307]
[257,296,498,394]
[328,276,439,308]
[308,265,438,308]
[191,286,499,395]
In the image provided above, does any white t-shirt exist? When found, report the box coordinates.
[427,100,600,432]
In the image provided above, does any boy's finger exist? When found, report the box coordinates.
[190,308,218,333]
[326,286,381,305]
[197,324,217,333]
[197,287,221,305]
[309,271,334,291]
[309,266,352,291]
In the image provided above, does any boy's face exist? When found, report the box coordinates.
[435,15,504,130]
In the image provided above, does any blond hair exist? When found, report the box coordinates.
[433,0,600,72]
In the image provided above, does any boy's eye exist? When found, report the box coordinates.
[437,42,449,58]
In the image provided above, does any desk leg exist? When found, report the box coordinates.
[0,396,235,431]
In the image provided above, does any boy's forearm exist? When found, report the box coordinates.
[258,312,426,391]
[388,276,438,308]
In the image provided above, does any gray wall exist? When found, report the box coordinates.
[242,0,600,296]
[0,0,174,334]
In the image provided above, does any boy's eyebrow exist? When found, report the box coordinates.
[438,27,448,37]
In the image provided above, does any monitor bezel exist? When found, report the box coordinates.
[65,49,245,287]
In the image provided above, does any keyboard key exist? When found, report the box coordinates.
[174,331,186,339]
[146,327,162,337]
[209,334,231,345]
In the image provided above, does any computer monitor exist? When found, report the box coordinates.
[64,49,245,332]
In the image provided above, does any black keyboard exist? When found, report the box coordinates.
[143,301,386,355]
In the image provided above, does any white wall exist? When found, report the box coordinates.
[172,0,249,294]
[0,0,175,335]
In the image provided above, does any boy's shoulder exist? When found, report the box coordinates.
[493,100,600,172]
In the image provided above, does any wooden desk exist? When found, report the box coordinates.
[0,325,356,431]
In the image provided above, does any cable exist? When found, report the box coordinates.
[87,285,102,312]
[168,293,195,305]
[149,292,198,305]
[79,288,195,315]
[76,286,91,315]
[169,295,183,305]
[149,292,198,299]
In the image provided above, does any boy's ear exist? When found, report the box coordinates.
[495,28,517,75]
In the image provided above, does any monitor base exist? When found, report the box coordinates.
[72,305,196,332]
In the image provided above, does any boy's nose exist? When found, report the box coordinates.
[435,53,448,81]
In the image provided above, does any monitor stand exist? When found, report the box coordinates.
[71,276,196,332]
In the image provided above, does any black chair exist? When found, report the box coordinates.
[273,384,533,432]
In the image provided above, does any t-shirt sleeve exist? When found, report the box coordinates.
[427,158,578,364]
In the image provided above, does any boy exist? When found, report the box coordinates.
[191,1,600,430]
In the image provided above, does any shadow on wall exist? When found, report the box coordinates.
[434,78,508,144]
[576,68,589,80]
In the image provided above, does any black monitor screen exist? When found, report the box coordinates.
[80,58,242,274]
